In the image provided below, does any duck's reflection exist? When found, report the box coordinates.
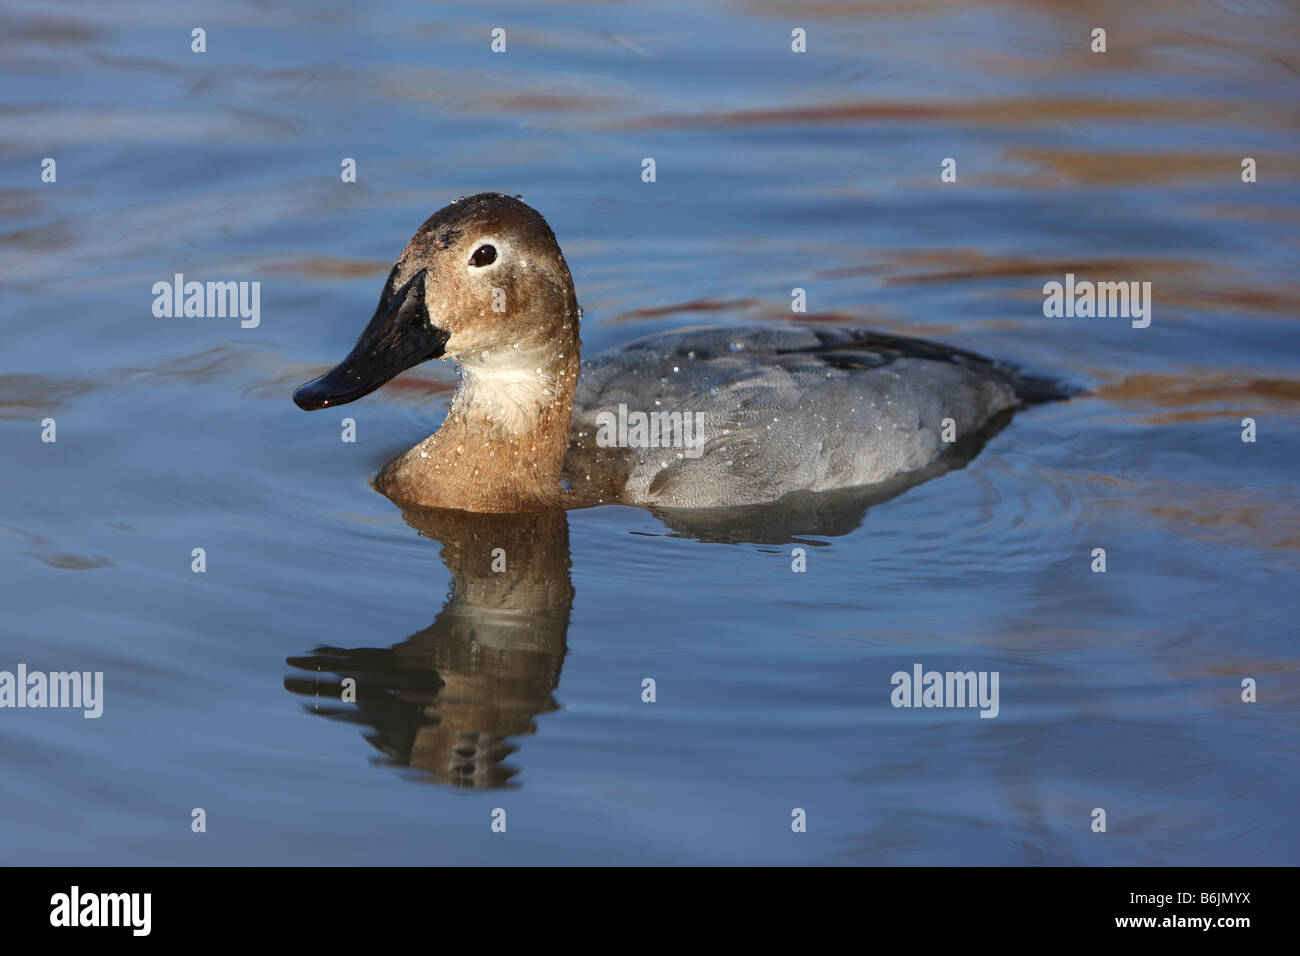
[286,507,572,789]
[285,409,1013,787]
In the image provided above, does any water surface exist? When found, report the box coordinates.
[1,0,1298,864]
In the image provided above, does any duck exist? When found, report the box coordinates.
[293,193,1070,514]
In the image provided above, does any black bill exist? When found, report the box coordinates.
[293,267,449,411]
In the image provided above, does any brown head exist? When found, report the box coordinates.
[293,193,580,413]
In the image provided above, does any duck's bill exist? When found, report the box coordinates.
[293,268,449,411]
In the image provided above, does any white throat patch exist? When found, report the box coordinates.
[455,349,565,434]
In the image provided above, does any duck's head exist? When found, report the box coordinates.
[293,193,579,411]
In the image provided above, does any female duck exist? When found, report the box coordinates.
[294,193,1066,513]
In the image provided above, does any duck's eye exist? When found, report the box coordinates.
[469,244,497,267]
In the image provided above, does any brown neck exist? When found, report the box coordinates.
[375,337,580,512]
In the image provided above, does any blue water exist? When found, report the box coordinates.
[1,0,1297,864]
